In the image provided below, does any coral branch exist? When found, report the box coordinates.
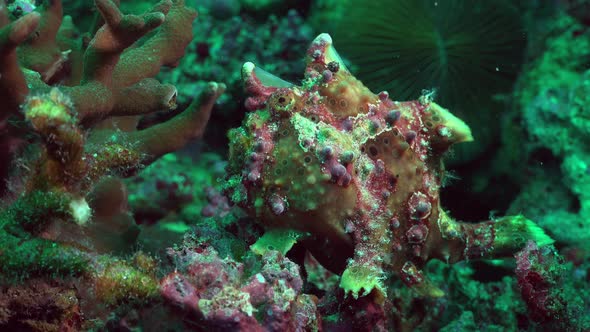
[17,0,64,81]
[113,0,196,86]
[0,0,223,234]
[0,9,40,119]
[129,81,226,164]
[111,78,178,116]
[85,0,166,86]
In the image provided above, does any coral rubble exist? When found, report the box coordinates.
[161,238,321,331]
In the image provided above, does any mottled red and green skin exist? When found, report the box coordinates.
[227,34,552,298]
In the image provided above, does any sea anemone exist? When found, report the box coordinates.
[332,0,526,163]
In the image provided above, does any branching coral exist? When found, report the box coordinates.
[1,0,225,199]
[0,0,224,224]
[0,0,224,280]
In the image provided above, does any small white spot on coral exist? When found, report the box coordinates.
[70,198,92,225]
